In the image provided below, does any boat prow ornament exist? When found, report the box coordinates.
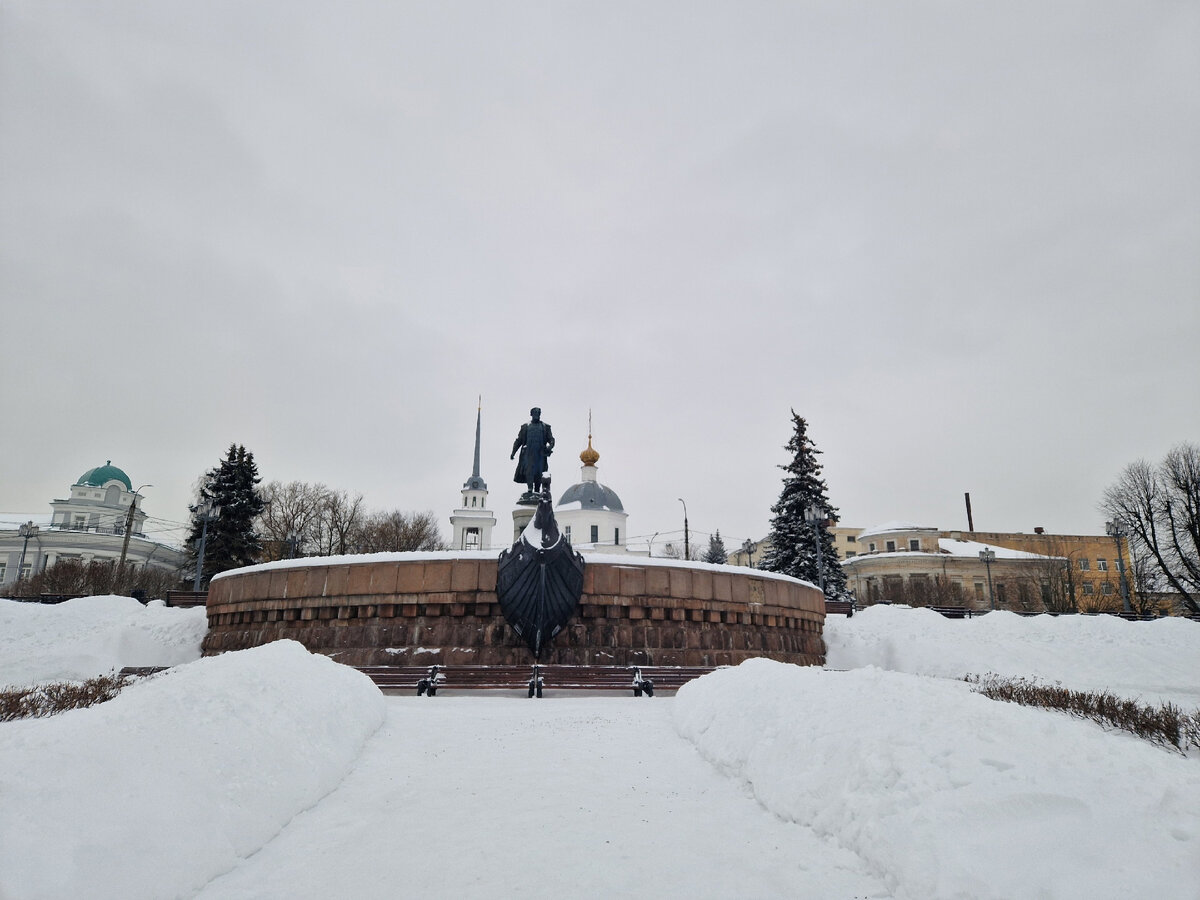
[496,477,586,659]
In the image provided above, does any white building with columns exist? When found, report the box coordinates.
[1,462,186,588]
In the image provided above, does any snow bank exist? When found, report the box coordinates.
[0,595,209,687]
[675,659,1200,900]
[0,641,386,900]
[825,605,1200,707]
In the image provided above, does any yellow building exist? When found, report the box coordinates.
[842,523,1139,613]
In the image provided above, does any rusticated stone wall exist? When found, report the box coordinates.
[203,554,826,667]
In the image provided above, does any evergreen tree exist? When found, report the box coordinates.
[760,411,848,599]
[703,530,728,564]
[188,444,265,582]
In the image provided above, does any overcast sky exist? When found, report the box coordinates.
[2,1,1197,553]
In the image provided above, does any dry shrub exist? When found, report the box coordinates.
[967,673,1200,753]
[0,673,128,722]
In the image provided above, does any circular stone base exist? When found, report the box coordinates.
[202,552,826,667]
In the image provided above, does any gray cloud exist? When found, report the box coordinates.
[2,1,1197,550]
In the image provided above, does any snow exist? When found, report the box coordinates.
[2,596,1198,899]
[825,604,1200,707]
[214,549,813,585]
[0,595,209,687]
[0,640,386,900]
[858,521,934,537]
[937,536,1056,558]
[674,659,1200,900]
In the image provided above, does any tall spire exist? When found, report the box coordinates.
[463,397,487,491]
[472,396,482,479]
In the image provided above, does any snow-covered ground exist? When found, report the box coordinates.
[825,604,1200,707]
[0,595,208,686]
[1,598,1197,899]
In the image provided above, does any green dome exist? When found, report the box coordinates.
[77,461,132,491]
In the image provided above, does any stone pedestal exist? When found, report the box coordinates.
[511,507,535,542]
[202,553,827,667]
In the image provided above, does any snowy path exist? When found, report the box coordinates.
[195,695,888,899]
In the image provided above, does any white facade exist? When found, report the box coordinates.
[1,462,186,587]
[554,438,635,555]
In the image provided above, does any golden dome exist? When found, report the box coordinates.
[580,436,600,467]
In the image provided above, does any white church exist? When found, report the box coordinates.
[449,410,636,555]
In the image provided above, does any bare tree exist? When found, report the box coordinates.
[349,510,447,553]
[1102,443,1200,613]
[258,481,332,560]
[316,490,365,556]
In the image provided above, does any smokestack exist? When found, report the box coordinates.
[964,492,974,532]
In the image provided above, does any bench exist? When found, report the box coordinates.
[119,666,170,678]
[927,605,975,619]
[165,591,208,608]
[357,664,720,698]
[824,600,854,616]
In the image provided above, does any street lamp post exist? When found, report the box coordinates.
[648,531,659,559]
[741,539,757,569]
[1105,520,1133,614]
[116,484,152,592]
[16,521,39,584]
[192,499,220,591]
[678,498,689,561]
[804,505,827,597]
[979,548,996,609]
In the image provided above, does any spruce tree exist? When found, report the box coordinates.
[187,444,265,582]
[703,530,728,564]
[760,411,848,599]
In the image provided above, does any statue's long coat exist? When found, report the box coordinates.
[512,420,554,485]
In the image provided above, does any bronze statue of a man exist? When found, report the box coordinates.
[511,407,555,499]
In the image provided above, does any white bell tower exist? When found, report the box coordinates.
[450,400,496,550]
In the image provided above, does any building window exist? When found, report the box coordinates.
[1079,559,1090,571]
[0,564,6,582]
[845,551,856,558]
[20,564,31,580]
[847,535,856,543]
[471,497,477,507]
[975,582,985,600]
[908,539,920,551]
[464,528,480,550]
[1096,558,1108,571]
[564,526,571,543]
[886,540,896,552]
[1101,582,1113,595]
[73,514,86,530]
[995,582,1007,603]
[614,528,620,545]
[1082,582,1094,595]
[869,542,877,553]
[590,525,599,543]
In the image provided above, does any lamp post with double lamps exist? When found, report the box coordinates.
[192,499,221,591]
[803,505,827,597]
[741,539,757,569]
[979,548,996,609]
[1105,520,1133,614]
[16,521,39,584]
